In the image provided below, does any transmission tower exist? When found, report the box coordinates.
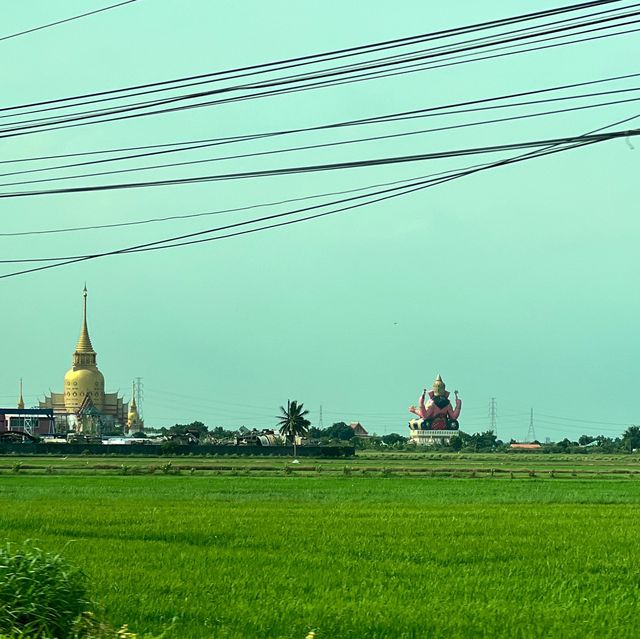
[135,377,144,419]
[318,405,324,429]
[526,408,537,442]
[489,397,498,437]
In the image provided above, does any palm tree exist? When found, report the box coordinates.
[276,400,310,459]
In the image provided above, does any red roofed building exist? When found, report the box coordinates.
[349,422,370,437]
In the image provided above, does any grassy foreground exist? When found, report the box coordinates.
[1,475,639,638]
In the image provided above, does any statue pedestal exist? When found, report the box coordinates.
[409,419,459,446]
[409,429,459,445]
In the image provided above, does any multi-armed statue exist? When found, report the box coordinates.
[409,374,462,433]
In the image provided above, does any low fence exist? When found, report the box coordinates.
[0,443,355,458]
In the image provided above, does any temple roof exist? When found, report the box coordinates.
[75,285,95,354]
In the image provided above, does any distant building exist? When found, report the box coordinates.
[0,380,55,437]
[39,287,134,434]
[349,422,370,437]
[509,443,542,450]
[0,408,55,436]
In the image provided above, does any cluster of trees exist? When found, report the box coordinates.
[157,422,237,441]
[541,426,640,453]
[153,414,640,455]
[353,426,640,454]
[309,422,355,441]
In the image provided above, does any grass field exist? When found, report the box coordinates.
[2,451,640,478]
[1,472,640,638]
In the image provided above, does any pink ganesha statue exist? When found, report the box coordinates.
[409,375,462,431]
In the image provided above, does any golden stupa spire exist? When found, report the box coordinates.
[75,284,95,354]
[17,378,24,410]
[130,381,137,409]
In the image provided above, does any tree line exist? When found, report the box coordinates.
[152,419,640,454]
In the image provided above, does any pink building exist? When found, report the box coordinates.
[0,408,55,436]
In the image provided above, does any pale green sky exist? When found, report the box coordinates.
[1,1,638,440]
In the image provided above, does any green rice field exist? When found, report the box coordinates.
[2,451,640,478]
[1,464,640,638]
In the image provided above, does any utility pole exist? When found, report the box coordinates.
[526,408,537,443]
[135,377,144,419]
[489,397,498,438]
[318,405,324,429]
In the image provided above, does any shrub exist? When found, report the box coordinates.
[0,542,89,638]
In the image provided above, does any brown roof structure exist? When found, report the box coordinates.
[349,422,370,437]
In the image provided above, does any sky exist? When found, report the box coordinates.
[1,1,638,440]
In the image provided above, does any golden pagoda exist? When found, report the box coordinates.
[127,381,143,433]
[40,287,129,432]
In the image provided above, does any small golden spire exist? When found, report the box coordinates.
[130,381,137,409]
[75,285,95,354]
[17,378,24,410]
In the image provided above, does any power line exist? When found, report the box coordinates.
[0,128,637,200]
[535,412,633,426]
[4,25,638,140]
[0,1,139,43]
[1,113,635,280]
[2,71,638,176]
[0,0,621,111]
[0,132,612,280]
[7,7,638,124]
[0,173,445,237]
[2,87,639,188]
[1,7,637,137]
[4,69,639,168]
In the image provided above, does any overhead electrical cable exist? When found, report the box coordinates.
[5,79,640,174]
[3,24,639,141]
[2,91,639,188]
[3,111,637,272]
[0,137,606,280]
[0,0,139,43]
[2,111,636,279]
[0,0,622,112]
[536,413,634,426]
[0,128,637,200]
[2,70,638,168]
[8,13,640,128]
[1,9,638,137]
[4,2,638,121]
[2,31,637,145]
[0,171,474,237]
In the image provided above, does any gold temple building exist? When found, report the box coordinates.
[40,287,138,433]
